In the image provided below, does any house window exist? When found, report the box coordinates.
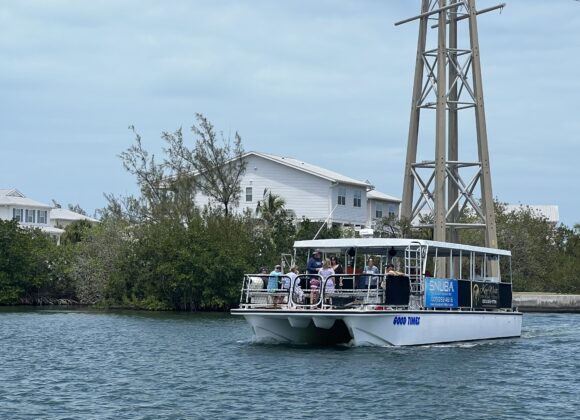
[388,204,397,217]
[353,191,361,208]
[25,209,35,223]
[12,208,23,222]
[337,187,346,206]
[375,203,383,218]
[245,187,252,202]
[37,210,47,224]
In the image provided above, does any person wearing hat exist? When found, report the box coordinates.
[307,249,323,275]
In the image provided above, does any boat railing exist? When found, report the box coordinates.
[239,272,515,311]
[238,272,415,309]
[240,274,287,307]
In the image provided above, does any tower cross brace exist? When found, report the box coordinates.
[397,0,503,251]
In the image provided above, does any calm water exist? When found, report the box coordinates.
[0,309,578,419]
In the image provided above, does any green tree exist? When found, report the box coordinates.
[0,220,67,305]
[61,219,94,245]
[295,218,343,241]
[68,218,132,305]
[163,113,246,217]
[255,191,296,265]
[90,114,256,310]
[256,191,287,223]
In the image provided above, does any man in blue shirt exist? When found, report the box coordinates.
[307,249,323,275]
[359,257,379,289]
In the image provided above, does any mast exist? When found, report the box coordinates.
[396,1,504,257]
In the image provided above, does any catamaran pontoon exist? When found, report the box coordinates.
[231,239,522,346]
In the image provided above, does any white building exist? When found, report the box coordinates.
[0,188,99,243]
[505,204,560,225]
[0,188,64,242]
[195,151,401,228]
[50,208,99,229]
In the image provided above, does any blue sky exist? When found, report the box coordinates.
[1,1,579,226]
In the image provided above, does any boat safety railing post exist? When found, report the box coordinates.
[450,250,454,278]
[470,271,473,310]
[483,253,487,278]
[240,275,248,304]
[469,251,475,280]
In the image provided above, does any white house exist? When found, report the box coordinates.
[505,204,560,225]
[0,189,99,244]
[195,151,401,228]
[0,188,64,242]
[367,190,401,222]
[50,208,99,229]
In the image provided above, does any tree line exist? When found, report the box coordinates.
[1,115,578,309]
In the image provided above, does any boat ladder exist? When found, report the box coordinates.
[405,243,425,296]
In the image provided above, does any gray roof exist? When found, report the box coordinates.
[0,188,24,197]
[50,208,99,223]
[367,190,401,203]
[248,151,373,189]
[0,189,52,209]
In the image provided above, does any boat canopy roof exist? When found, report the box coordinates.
[293,238,511,257]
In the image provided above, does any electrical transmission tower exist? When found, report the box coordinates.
[396,0,504,251]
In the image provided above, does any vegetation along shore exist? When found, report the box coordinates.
[1,116,578,310]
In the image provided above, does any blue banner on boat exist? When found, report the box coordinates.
[425,278,458,308]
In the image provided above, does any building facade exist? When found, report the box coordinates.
[194,152,401,228]
[0,188,99,243]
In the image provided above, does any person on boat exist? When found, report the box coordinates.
[307,249,323,304]
[268,265,283,306]
[320,259,335,291]
[311,259,333,304]
[385,263,404,276]
[330,256,344,274]
[286,265,303,304]
[307,249,323,275]
[330,256,344,288]
[359,258,379,288]
[281,269,291,290]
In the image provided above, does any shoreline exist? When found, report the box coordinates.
[513,292,580,313]
[2,293,580,313]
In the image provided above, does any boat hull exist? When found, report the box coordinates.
[231,309,522,346]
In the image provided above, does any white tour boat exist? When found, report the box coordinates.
[231,238,522,346]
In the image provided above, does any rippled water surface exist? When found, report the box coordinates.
[0,309,578,419]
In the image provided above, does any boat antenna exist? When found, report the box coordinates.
[313,203,339,240]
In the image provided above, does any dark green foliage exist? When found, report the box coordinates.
[0,220,71,304]
[453,202,580,293]
[253,191,296,267]
[2,113,578,308]
[61,219,93,245]
[100,210,262,311]
[295,218,343,241]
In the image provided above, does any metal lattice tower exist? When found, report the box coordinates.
[396,0,504,250]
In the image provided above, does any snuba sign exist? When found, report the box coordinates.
[425,278,458,308]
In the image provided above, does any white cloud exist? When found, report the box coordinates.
[0,0,578,224]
